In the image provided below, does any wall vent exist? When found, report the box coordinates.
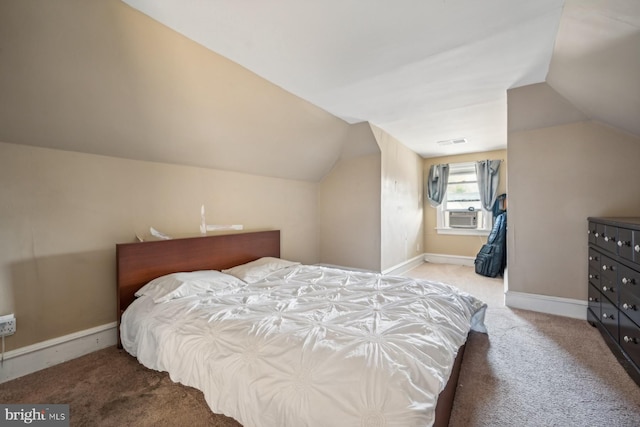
[437,138,467,145]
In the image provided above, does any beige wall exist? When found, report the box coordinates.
[0,0,477,353]
[372,126,425,271]
[0,0,356,353]
[318,124,426,273]
[0,142,319,351]
[0,0,350,182]
[507,121,640,300]
[318,125,382,271]
[507,83,640,302]
[423,150,507,258]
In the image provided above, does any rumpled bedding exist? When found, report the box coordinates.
[121,264,486,427]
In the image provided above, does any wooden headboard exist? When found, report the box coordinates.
[116,230,280,344]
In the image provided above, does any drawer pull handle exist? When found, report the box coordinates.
[635,244,640,253]
[604,236,615,242]
[595,232,599,237]
[602,286,614,292]
[623,336,638,344]
[601,264,615,271]
[622,277,637,285]
[603,313,614,320]
[617,240,631,247]
[589,274,599,280]
[622,303,637,311]
[589,297,600,302]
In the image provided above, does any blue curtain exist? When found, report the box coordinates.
[476,160,501,211]
[427,164,449,207]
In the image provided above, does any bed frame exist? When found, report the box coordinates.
[115,229,464,427]
[116,230,281,337]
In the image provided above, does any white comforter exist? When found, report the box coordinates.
[121,265,486,427]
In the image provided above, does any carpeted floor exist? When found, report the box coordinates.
[0,344,240,427]
[1,262,639,426]
[406,263,640,427]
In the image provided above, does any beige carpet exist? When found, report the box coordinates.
[0,345,240,427]
[405,263,640,427]
[1,262,639,426]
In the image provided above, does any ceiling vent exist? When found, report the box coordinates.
[437,138,467,146]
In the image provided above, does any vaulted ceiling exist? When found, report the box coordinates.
[122,0,640,158]
[1,1,637,183]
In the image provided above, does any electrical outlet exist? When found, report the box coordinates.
[0,314,16,337]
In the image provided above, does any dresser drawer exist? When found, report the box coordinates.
[619,264,640,325]
[588,222,598,245]
[588,248,601,271]
[619,312,640,368]
[617,227,640,266]
[617,228,634,262]
[601,297,618,340]
[588,267,601,287]
[599,255,617,302]
[620,298,640,327]
[619,264,640,292]
[588,283,602,319]
[600,254,617,281]
[596,223,618,254]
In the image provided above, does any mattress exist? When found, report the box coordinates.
[121,264,487,427]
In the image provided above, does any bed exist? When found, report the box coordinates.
[116,230,486,427]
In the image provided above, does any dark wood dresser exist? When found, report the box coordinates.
[587,217,640,385]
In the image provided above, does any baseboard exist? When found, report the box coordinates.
[414,254,583,320]
[315,263,377,273]
[0,322,117,384]
[505,291,587,320]
[382,254,426,276]
[423,253,475,267]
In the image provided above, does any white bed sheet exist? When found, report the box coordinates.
[121,265,486,427]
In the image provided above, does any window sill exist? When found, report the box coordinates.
[436,227,490,236]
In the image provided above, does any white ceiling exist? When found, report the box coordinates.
[122,0,639,158]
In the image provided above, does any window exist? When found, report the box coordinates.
[436,162,492,235]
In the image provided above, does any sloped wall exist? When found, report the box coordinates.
[507,83,640,302]
[318,124,381,271]
[546,0,640,138]
[0,0,349,182]
[318,124,426,273]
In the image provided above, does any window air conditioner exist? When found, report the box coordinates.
[449,210,478,229]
